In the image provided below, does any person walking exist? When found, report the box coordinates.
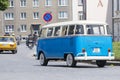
[33,32,38,45]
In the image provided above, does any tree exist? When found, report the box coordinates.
[0,0,9,11]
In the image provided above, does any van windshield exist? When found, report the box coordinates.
[86,25,105,35]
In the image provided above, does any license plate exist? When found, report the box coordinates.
[93,48,100,53]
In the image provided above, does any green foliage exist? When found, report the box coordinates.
[0,0,9,11]
[113,42,120,60]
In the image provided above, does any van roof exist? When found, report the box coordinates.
[42,20,108,28]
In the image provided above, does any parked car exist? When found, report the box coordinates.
[0,36,17,54]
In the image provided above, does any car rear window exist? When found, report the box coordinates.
[0,37,14,42]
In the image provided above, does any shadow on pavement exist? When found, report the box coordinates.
[33,64,98,68]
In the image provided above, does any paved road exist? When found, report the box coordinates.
[0,43,120,80]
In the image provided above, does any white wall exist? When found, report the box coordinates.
[86,0,112,27]
[72,0,83,21]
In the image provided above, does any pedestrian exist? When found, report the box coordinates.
[33,32,38,45]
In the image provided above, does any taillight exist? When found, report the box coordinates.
[108,48,111,52]
[82,48,86,53]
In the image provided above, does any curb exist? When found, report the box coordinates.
[106,61,120,66]
[91,61,120,66]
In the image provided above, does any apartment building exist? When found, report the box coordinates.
[0,0,85,40]
[0,0,112,41]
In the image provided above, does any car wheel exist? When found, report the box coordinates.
[0,50,3,53]
[96,60,106,67]
[12,50,17,54]
[66,54,77,67]
[39,52,48,66]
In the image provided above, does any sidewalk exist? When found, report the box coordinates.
[106,61,120,66]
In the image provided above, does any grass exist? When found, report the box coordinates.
[113,42,120,60]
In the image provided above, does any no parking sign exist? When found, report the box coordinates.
[43,12,52,22]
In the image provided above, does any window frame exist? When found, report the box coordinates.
[58,11,68,19]
[4,13,14,20]
[86,25,105,35]
[9,0,14,7]
[75,25,84,34]
[33,0,39,7]
[5,25,14,32]
[58,0,68,6]
[45,0,52,6]
[20,24,27,32]
[40,28,47,38]
[78,0,83,6]
[20,0,26,7]
[33,12,39,19]
[54,26,61,36]
[20,12,26,20]
[47,27,54,37]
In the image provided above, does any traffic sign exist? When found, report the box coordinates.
[43,13,52,22]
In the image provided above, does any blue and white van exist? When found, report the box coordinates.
[36,21,114,67]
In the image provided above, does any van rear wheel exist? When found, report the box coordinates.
[66,54,77,67]
[96,60,106,67]
[39,52,48,66]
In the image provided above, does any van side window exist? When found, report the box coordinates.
[47,28,53,37]
[41,28,47,38]
[54,27,60,36]
[62,25,68,36]
[87,25,93,34]
[68,25,75,35]
[75,25,84,34]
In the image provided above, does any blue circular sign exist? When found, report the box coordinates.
[43,13,52,22]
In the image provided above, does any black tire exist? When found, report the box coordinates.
[12,50,17,54]
[28,43,34,49]
[39,52,48,66]
[96,60,106,67]
[0,50,3,53]
[66,54,77,67]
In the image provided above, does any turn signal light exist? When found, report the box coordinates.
[10,44,14,47]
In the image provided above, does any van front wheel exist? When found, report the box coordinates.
[39,53,48,66]
[66,54,77,67]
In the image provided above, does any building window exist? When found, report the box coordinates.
[33,12,39,19]
[45,0,52,6]
[58,0,68,6]
[9,0,14,7]
[78,11,84,20]
[33,0,39,7]
[58,11,68,19]
[20,0,26,7]
[20,12,26,20]
[4,13,14,20]
[20,25,27,32]
[78,0,83,6]
[5,25,14,32]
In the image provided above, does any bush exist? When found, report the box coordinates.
[113,42,120,60]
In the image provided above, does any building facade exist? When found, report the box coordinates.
[0,0,85,40]
[113,0,120,41]
[0,0,112,41]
